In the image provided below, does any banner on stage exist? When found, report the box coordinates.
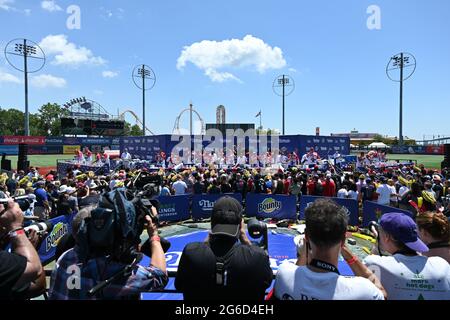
[362,201,413,227]
[157,195,190,222]
[191,193,243,220]
[245,193,297,220]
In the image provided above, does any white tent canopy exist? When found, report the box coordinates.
[368,142,390,149]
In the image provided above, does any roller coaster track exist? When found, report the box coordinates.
[120,109,155,135]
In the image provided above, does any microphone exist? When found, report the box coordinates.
[24,220,54,234]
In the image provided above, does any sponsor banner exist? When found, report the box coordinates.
[299,195,359,226]
[81,137,112,145]
[426,145,444,155]
[63,145,81,154]
[191,193,243,220]
[245,193,297,220]
[45,137,64,145]
[300,135,350,158]
[2,135,46,145]
[37,213,76,264]
[63,137,81,145]
[362,201,413,227]
[28,145,63,155]
[0,145,19,155]
[157,195,190,222]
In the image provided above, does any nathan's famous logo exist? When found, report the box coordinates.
[199,200,215,211]
[258,198,282,214]
[45,222,69,252]
[159,204,177,216]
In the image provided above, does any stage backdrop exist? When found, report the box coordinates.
[119,134,350,162]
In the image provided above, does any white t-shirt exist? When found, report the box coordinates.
[121,152,131,160]
[274,262,384,300]
[172,180,187,195]
[399,186,409,197]
[348,190,359,201]
[364,254,450,300]
[388,185,398,202]
[337,188,348,199]
[376,184,392,205]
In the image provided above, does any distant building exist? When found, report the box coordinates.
[331,129,414,145]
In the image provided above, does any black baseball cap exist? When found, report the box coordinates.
[210,196,243,238]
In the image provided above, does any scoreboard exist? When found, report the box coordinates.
[61,118,125,136]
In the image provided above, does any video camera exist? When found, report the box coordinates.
[247,218,269,252]
[77,170,168,264]
[0,195,35,213]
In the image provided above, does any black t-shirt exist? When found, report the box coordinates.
[220,183,233,194]
[0,251,27,299]
[193,182,205,194]
[175,240,273,301]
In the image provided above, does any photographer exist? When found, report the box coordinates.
[272,199,386,300]
[364,212,450,300]
[0,199,45,300]
[175,196,272,300]
[48,191,168,300]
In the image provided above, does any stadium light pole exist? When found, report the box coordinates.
[273,75,295,135]
[132,64,156,136]
[4,38,46,136]
[386,53,416,146]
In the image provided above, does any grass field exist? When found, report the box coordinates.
[4,153,445,171]
[386,154,444,169]
[7,155,74,170]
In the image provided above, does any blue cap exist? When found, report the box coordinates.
[380,212,429,253]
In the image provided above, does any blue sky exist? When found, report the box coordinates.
[0,0,449,140]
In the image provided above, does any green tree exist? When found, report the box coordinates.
[35,103,70,136]
[372,134,384,142]
[124,122,143,136]
[129,124,143,136]
[0,108,25,135]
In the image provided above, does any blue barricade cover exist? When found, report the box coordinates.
[140,230,353,300]
[191,193,243,220]
[245,193,297,220]
[299,195,359,226]
[39,213,76,265]
[57,161,110,177]
[157,195,191,222]
[362,201,413,227]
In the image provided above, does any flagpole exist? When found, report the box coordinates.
[259,110,262,129]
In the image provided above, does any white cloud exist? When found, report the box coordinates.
[24,8,31,15]
[93,89,104,95]
[0,70,21,84]
[39,34,107,67]
[176,35,286,82]
[41,0,62,12]
[30,74,67,88]
[102,70,119,78]
[288,68,297,73]
[0,0,15,11]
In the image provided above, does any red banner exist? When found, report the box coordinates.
[426,145,444,155]
[2,136,46,145]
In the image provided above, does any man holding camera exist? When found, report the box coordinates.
[272,199,386,300]
[175,196,273,300]
[48,196,168,300]
[0,199,45,299]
